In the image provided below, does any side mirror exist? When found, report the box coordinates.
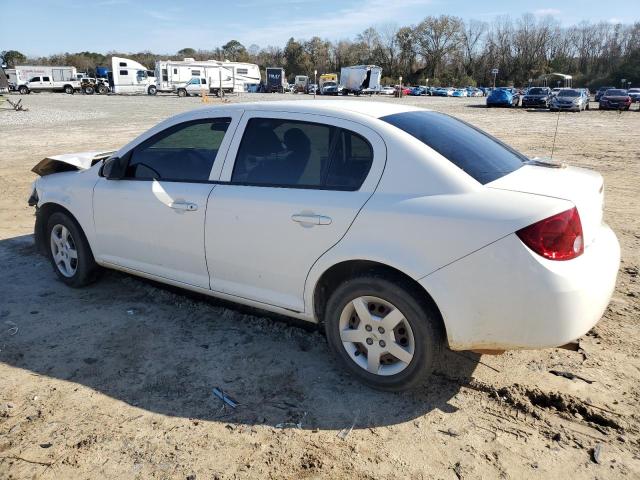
[102,156,128,180]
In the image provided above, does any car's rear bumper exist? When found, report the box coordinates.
[420,224,620,351]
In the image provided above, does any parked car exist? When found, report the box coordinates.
[467,88,483,97]
[307,84,318,94]
[486,87,519,107]
[549,88,589,112]
[29,101,619,391]
[627,88,640,102]
[320,81,341,95]
[452,88,468,97]
[521,87,552,108]
[380,86,395,96]
[595,86,615,102]
[408,86,426,96]
[599,89,632,110]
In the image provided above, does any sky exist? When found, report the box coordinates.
[1,0,637,57]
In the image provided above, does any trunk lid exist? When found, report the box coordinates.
[488,163,604,247]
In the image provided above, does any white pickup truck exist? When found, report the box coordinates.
[19,75,81,94]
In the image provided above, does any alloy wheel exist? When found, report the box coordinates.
[339,296,415,376]
[50,224,78,277]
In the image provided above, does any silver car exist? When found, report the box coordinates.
[549,89,590,112]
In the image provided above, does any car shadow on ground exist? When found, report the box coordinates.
[0,234,479,430]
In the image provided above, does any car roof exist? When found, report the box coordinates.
[194,100,424,120]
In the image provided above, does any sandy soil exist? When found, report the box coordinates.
[0,92,639,479]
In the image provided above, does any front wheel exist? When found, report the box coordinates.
[324,275,444,391]
[64,85,74,94]
[83,85,95,95]
[47,212,100,287]
[18,86,29,95]
[148,85,157,95]
[177,89,187,97]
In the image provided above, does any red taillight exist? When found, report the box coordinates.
[516,207,584,261]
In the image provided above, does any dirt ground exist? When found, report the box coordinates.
[0,92,639,480]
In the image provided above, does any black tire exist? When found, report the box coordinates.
[324,274,444,391]
[148,85,157,96]
[84,86,95,95]
[97,84,108,94]
[18,86,29,95]
[177,88,187,97]
[64,85,74,94]
[46,212,100,288]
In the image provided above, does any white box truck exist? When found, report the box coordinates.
[340,65,382,95]
[156,58,260,94]
[14,65,80,94]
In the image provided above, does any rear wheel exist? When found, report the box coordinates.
[18,85,29,94]
[83,85,95,95]
[64,85,74,94]
[97,84,108,94]
[148,85,157,95]
[46,212,100,287]
[177,88,187,97]
[324,275,443,391]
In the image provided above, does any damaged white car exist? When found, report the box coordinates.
[29,101,620,390]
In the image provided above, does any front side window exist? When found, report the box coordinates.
[231,118,373,190]
[381,111,525,184]
[125,118,231,182]
[30,77,41,82]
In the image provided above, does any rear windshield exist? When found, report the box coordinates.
[528,88,547,95]
[558,89,580,97]
[605,89,626,96]
[381,111,526,184]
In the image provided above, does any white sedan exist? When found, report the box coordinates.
[29,101,620,391]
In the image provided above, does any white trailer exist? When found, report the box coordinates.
[11,65,80,94]
[155,58,260,94]
[340,65,382,95]
[109,56,156,95]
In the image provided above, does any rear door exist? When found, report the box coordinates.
[205,111,386,312]
[93,113,240,288]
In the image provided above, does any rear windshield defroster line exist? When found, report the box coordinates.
[381,111,526,184]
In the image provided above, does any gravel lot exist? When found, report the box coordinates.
[1,92,639,479]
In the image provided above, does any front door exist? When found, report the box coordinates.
[205,111,386,312]
[93,116,235,288]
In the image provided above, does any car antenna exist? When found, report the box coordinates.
[550,109,561,160]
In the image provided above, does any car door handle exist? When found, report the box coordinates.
[291,214,332,225]
[170,201,198,211]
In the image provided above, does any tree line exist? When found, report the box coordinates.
[2,14,639,88]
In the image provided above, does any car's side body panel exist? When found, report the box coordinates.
[205,110,387,312]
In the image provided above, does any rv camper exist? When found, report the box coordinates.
[340,65,382,95]
[155,58,260,94]
[109,56,156,95]
[265,67,287,93]
[11,65,80,94]
[293,75,309,93]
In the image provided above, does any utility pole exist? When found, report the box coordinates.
[314,69,317,99]
[491,68,498,88]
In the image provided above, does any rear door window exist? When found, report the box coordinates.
[231,118,373,190]
[381,111,525,184]
[125,118,231,181]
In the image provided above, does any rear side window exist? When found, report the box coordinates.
[231,118,373,190]
[125,118,231,181]
[381,111,525,184]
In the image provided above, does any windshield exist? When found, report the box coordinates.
[528,88,547,95]
[558,90,580,97]
[605,89,627,96]
[324,82,336,87]
[381,111,526,184]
